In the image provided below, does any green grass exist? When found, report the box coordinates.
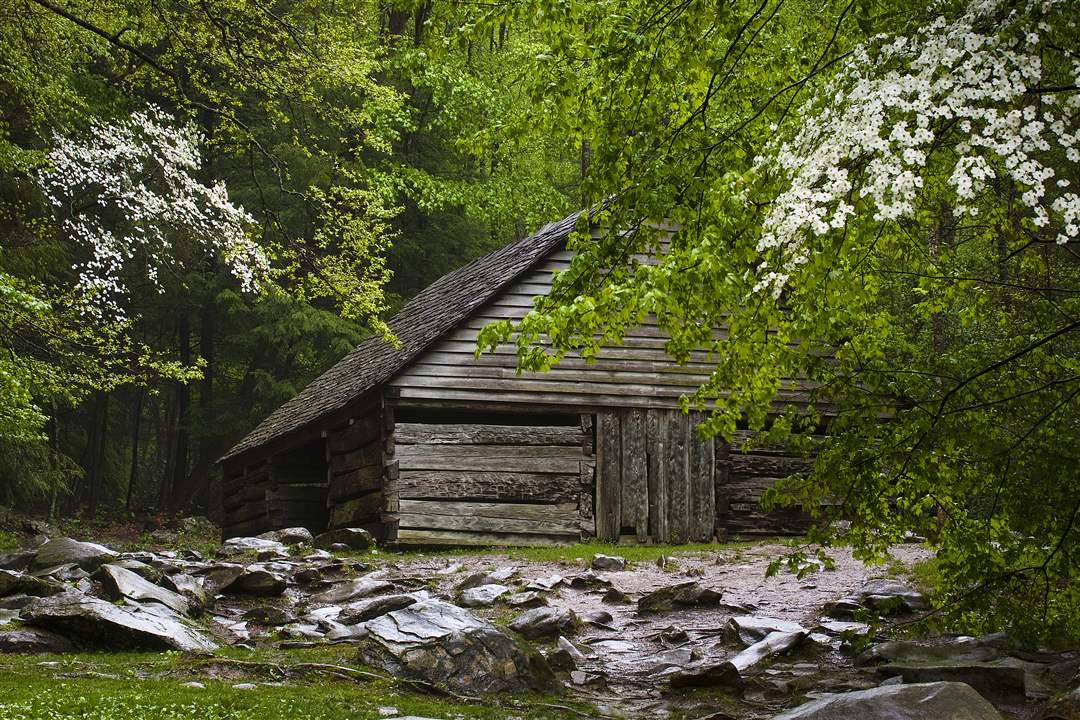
[0,529,21,552]
[0,649,591,720]
[392,539,764,566]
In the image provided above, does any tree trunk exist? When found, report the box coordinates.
[169,312,191,513]
[126,389,143,512]
[86,392,109,516]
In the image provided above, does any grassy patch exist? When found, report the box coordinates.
[0,649,591,720]
[0,529,21,552]
[393,539,765,566]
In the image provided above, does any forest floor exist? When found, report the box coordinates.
[0,519,1071,720]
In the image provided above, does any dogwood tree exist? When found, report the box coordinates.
[485,0,1080,639]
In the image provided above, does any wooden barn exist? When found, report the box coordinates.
[219,212,816,545]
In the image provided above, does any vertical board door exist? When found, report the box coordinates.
[595,409,715,543]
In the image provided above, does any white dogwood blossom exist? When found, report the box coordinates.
[37,106,269,317]
[752,0,1079,296]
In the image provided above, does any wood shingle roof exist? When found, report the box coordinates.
[220,211,581,463]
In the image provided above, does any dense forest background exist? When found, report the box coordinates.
[0,0,581,518]
[2,0,1078,640]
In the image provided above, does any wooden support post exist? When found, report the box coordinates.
[595,411,621,542]
[621,409,648,542]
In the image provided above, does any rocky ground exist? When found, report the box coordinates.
[0,521,1078,720]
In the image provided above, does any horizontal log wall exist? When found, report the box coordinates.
[325,413,383,535]
[387,416,586,546]
[221,451,328,539]
[717,431,817,536]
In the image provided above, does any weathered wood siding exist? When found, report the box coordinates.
[717,431,816,536]
[221,444,328,539]
[595,409,715,543]
[384,414,588,546]
[324,413,384,536]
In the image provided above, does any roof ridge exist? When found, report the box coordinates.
[220,210,582,463]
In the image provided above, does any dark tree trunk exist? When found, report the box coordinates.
[414,0,432,46]
[169,313,191,513]
[126,389,143,512]
[86,392,109,516]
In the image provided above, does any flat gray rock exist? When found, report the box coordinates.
[31,538,116,571]
[229,565,287,596]
[220,537,287,555]
[771,681,1004,719]
[313,576,394,605]
[638,581,723,613]
[0,569,64,598]
[0,626,76,654]
[258,527,314,545]
[23,591,216,652]
[339,594,418,624]
[510,606,578,639]
[459,584,510,608]
[857,579,929,613]
[359,599,557,694]
[96,564,190,615]
[726,615,807,646]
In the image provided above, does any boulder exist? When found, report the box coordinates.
[770,681,1004,719]
[0,569,64,598]
[338,594,419,624]
[510,606,579,640]
[31,538,116,571]
[874,661,1029,704]
[313,576,394,605]
[669,661,744,690]
[459,584,510,608]
[638,581,723,613]
[202,563,245,594]
[258,527,314,545]
[23,591,216,652]
[95,564,190,615]
[359,599,558,694]
[591,554,627,572]
[728,630,807,673]
[313,528,373,551]
[165,573,207,611]
[0,551,34,572]
[0,626,76,654]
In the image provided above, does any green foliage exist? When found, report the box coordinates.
[484,0,1080,643]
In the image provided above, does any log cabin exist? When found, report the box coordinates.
[218,212,817,545]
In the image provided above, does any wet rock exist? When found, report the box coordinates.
[24,591,216,652]
[507,591,548,609]
[96,564,190,615]
[0,569,64,598]
[591,554,626,572]
[510,606,579,639]
[659,625,689,644]
[638,581,723,613]
[30,563,88,582]
[338,594,418,624]
[855,637,1003,667]
[293,567,322,585]
[454,568,515,594]
[174,516,217,536]
[313,528,373,551]
[242,606,295,625]
[31,538,116,571]
[771,681,1004,719]
[313,576,394,605]
[813,620,871,638]
[0,626,76,653]
[258,527,314,545]
[459,584,510,608]
[726,616,807,646]
[359,599,558,694]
